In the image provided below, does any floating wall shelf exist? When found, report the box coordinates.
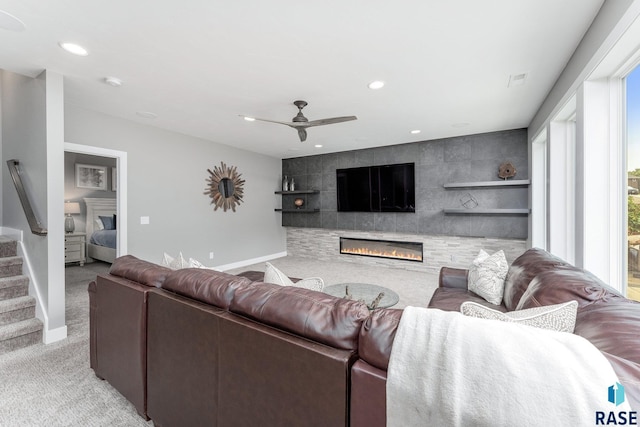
[274,208,320,213]
[443,208,530,215]
[443,179,530,189]
[274,190,320,195]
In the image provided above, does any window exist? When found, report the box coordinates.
[627,64,640,302]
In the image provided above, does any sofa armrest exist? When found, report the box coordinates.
[438,267,469,289]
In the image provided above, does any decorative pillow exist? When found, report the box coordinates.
[460,300,579,333]
[94,219,104,231]
[467,249,508,305]
[99,215,115,230]
[263,262,324,292]
[188,257,220,271]
[162,252,189,269]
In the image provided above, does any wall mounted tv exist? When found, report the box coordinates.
[336,163,415,213]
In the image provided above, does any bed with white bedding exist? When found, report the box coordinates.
[84,197,117,264]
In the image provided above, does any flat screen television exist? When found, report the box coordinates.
[336,163,415,212]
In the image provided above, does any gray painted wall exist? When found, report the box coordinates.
[64,105,286,266]
[282,129,528,239]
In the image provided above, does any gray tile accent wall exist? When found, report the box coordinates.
[281,129,529,239]
[286,228,527,273]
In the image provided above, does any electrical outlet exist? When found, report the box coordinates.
[209,252,214,259]
[450,255,457,262]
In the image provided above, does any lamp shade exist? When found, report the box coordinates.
[64,202,81,215]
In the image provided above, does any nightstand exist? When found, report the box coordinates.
[65,232,86,266]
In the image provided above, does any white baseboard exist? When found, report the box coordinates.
[216,251,287,272]
[43,325,67,344]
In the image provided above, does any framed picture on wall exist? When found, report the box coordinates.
[76,164,107,190]
[112,167,117,191]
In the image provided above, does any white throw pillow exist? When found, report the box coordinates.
[162,252,189,270]
[467,249,508,305]
[94,219,104,231]
[188,257,220,271]
[460,300,579,333]
[263,262,324,292]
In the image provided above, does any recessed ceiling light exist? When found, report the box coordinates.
[0,10,26,32]
[104,77,122,87]
[368,80,385,90]
[59,42,88,56]
[314,144,323,148]
[411,130,421,134]
[244,116,255,122]
[136,111,157,119]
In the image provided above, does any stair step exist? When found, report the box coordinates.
[0,295,36,327]
[0,318,42,354]
[0,256,23,278]
[0,275,29,301]
[0,237,17,258]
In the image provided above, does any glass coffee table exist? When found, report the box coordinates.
[324,283,399,309]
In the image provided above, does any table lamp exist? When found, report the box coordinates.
[64,201,81,233]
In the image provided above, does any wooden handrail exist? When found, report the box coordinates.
[6,159,48,236]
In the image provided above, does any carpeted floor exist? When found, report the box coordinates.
[0,261,153,427]
[0,256,438,426]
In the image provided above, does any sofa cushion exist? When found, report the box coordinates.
[357,308,403,371]
[460,300,578,333]
[467,250,508,305]
[109,255,172,288]
[574,301,640,366]
[428,287,508,313]
[502,248,573,310]
[515,268,623,310]
[162,268,253,310]
[230,283,369,351]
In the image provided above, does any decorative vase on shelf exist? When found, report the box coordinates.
[282,175,289,192]
[290,178,295,191]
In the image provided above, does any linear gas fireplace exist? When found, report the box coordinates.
[340,237,423,263]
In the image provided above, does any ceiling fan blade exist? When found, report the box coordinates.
[297,128,307,142]
[251,117,294,126]
[304,116,358,128]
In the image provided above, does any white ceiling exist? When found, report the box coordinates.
[0,0,604,158]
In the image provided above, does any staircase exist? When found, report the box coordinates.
[0,236,43,354]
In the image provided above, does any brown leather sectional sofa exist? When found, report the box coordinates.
[89,255,369,426]
[89,249,640,426]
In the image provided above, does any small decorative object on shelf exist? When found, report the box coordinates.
[498,162,517,180]
[460,193,478,209]
[290,178,295,191]
[294,197,305,209]
[282,175,289,191]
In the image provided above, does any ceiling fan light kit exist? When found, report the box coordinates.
[246,100,357,142]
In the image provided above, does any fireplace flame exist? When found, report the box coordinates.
[341,246,423,261]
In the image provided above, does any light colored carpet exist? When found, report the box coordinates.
[227,255,439,309]
[0,256,439,426]
[0,262,153,427]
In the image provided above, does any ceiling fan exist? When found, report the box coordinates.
[245,100,357,142]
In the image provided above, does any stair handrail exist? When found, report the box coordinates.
[6,159,48,236]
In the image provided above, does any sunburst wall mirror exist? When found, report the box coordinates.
[204,161,245,212]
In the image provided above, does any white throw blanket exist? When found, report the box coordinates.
[387,306,630,427]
